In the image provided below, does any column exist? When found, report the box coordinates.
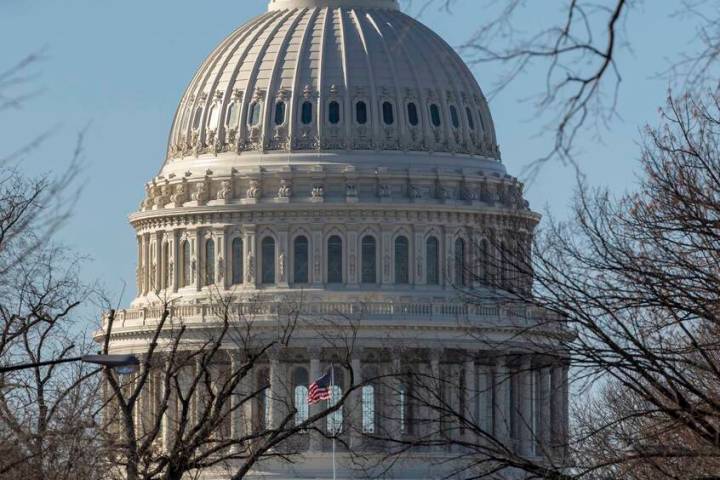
[538,364,552,457]
[268,349,283,429]
[493,356,511,446]
[518,355,534,457]
[230,351,243,450]
[162,359,176,451]
[463,357,476,443]
[381,228,392,285]
[390,349,403,439]
[191,229,201,292]
[444,231,454,289]
[154,231,163,295]
[193,357,203,426]
[311,230,323,287]
[277,226,289,288]
[350,350,363,449]
[476,362,493,438]
[309,347,322,451]
[414,228,425,285]
[430,349,442,445]
[170,230,179,293]
[215,228,226,289]
[347,229,359,286]
[243,225,257,288]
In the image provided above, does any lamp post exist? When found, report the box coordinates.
[0,354,140,374]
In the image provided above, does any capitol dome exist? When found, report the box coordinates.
[102,1,569,479]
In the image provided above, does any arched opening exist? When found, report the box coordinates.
[328,101,341,124]
[426,236,440,285]
[274,101,286,126]
[407,102,419,126]
[293,367,309,425]
[382,101,395,125]
[450,105,460,129]
[465,107,475,130]
[362,385,375,433]
[361,236,377,284]
[181,240,191,287]
[232,238,244,285]
[205,238,215,286]
[301,101,313,125]
[430,104,442,127]
[394,236,409,284]
[293,236,309,284]
[454,238,466,287]
[247,101,262,126]
[261,237,276,285]
[327,235,343,284]
[356,101,368,125]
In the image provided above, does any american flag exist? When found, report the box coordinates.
[308,368,333,405]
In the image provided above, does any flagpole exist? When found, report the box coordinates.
[331,363,337,480]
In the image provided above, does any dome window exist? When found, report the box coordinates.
[361,236,377,284]
[274,101,286,126]
[450,105,460,129]
[382,101,395,125]
[328,101,341,124]
[430,104,442,127]
[192,106,203,130]
[205,238,215,286]
[356,101,368,125]
[232,238,244,285]
[301,101,313,125]
[207,105,220,130]
[226,103,239,128]
[261,237,276,285]
[407,102,419,126]
[247,101,262,126]
[327,235,343,284]
[454,238,466,287]
[426,236,440,285]
[466,107,475,130]
[394,236,409,284]
[293,236,309,284]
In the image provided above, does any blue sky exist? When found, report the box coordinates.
[0,0,694,315]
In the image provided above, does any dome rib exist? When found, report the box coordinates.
[288,8,321,151]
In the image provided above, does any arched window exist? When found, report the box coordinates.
[454,238,466,287]
[394,236,409,284]
[162,241,170,289]
[326,368,343,434]
[426,236,440,285]
[247,101,262,126]
[356,101,368,125]
[327,235,343,284]
[450,105,460,129]
[192,106,203,130]
[328,101,340,124]
[362,385,375,433]
[293,367,309,426]
[430,104,442,127]
[261,237,276,285]
[361,236,377,284]
[205,238,215,286]
[226,103,239,128]
[232,238,244,285]
[382,101,395,125]
[301,101,313,125]
[181,240,191,287]
[407,102,419,126]
[293,236,309,284]
[465,107,475,130]
[274,101,286,126]
[208,105,220,129]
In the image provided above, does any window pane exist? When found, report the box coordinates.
[301,101,313,125]
[450,105,460,128]
[295,386,309,425]
[480,239,489,284]
[327,385,343,434]
[262,237,276,284]
[455,238,465,286]
[466,107,475,130]
[208,105,219,129]
[356,101,368,125]
[395,236,409,284]
[382,101,394,125]
[232,238,244,285]
[362,385,375,433]
[430,104,441,127]
[226,103,239,127]
[274,101,286,126]
[205,239,215,286]
[327,236,343,284]
[426,237,439,285]
[407,102,419,126]
[248,102,262,126]
[329,101,340,124]
[294,236,309,284]
[361,236,377,284]
[182,241,191,287]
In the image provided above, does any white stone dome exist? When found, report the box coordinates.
[166,0,500,175]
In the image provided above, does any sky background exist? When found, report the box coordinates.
[0,0,699,322]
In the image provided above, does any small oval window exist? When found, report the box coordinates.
[382,101,395,125]
[274,101,286,126]
[329,101,341,124]
[247,102,262,126]
[301,101,313,125]
[430,104,441,127]
[356,101,368,125]
[450,105,460,129]
[407,102,419,126]
[192,106,203,130]
[466,107,475,130]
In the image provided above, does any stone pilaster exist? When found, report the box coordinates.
[493,356,511,446]
[518,355,534,456]
[463,357,476,443]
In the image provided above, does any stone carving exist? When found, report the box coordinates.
[384,254,391,276]
[217,180,233,201]
[277,180,292,199]
[438,186,452,200]
[378,184,391,198]
[246,252,255,283]
[192,182,209,205]
[349,254,356,278]
[409,184,422,199]
[217,257,224,282]
[346,183,358,198]
[246,180,261,199]
[154,183,170,208]
[462,186,478,201]
[172,180,188,207]
[417,257,423,277]
[135,265,142,293]
[168,260,174,285]
[314,250,321,277]
[278,251,285,282]
[311,185,324,199]
[191,258,197,283]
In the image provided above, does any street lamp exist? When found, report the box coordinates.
[0,354,140,374]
